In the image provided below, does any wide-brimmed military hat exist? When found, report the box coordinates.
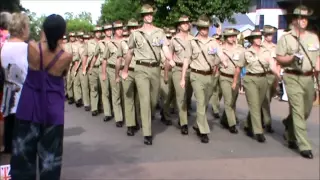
[262,25,277,35]
[113,20,123,29]
[245,29,262,40]
[288,5,313,17]
[68,32,76,37]
[193,15,211,28]
[127,18,139,27]
[176,15,191,24]
[223,28,240,36]
[212,33,221,40]
[93,26,103,32]
[83,34,90,39]
[103,23,113,30]
[140,4,156,14]
[123,29,129,36]
[165,29,172,38]
[77,32,84,37]
[169,27,176,34]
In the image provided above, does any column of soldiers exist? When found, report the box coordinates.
[62,4,319,159]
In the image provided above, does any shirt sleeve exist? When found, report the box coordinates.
[128,33,135,49]
[83,42,88,56]
[276,36,288,56]
[102,42,110,60]
[238,51,247,67]
[94,43,100,56]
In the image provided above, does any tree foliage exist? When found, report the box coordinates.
[99,0,140,25]
[0,0,24,12]
[99,0,251,27]
[27,12,46,41]
[64,12,94,33]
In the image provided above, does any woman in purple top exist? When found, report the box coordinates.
[10,14,72,180]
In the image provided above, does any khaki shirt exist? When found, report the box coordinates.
[117,38,135,68]
[103,39,127,66]
[65,42,80,62]
[219,44,245,74]
[128,28,167,63]
[189,37,221,71]
[170,34,193,64]
[240,46,271,74]
[276,30,320,72]
[83,39,98,67]
[94,39,109,66]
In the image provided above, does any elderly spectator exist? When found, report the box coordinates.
[0,13,29,154]
[0,11,12,154]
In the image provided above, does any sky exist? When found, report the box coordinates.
[21,0,105,23]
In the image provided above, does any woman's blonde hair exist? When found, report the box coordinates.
[0,12,12,29]
[8,13,30,38]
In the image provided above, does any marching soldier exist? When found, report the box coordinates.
[276,5,319,159]
[87,26,103,116]
[95,23,113,121]
[241,29,278,143]
[159,29,175,126]
[218,28,244,134]
[72,31,84,107]
[62,35,68,99]
[212,33,222,45]
[79,34,91,111]
[261,25,279,133]
[170,15,194,135]
[102,21,125,127]
[181,15,222,143]
[121,4,175,145]
[65,32,80,105]
[116,18,141,136]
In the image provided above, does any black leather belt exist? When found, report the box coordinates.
[93,65,100,68]
[220,72,234,78]
[285,70,313,76]
[136,60,160,67]
[246,72,266,77]
[191,68,212,75]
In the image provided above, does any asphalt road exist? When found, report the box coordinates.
[60,95,319,179]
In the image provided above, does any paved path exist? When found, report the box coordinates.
[61,95,319,179]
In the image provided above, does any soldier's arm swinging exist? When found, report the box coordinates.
[123,49,134,72]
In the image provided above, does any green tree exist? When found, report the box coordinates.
[99,0,140,24]
[65,12,94,33]
[99,0,251,27]
[0,0,24,12]
[27,12,46,41]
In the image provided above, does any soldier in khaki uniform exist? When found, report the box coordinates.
[159,30,175,126]
[181,15,222,143]
[122,4,175,145]
[86,26,103,116]
[65,32,80,104]
[102,21,125,127]
[95,23,113,121]
[212,34,222,45]
[276,5,319,159]
[62,35,68,98]
[218,28,244,134]
[78,34,91,111]
[261,25,279,133]
[170,15,194,135]
[241,30,277,143]
[72,31,84,107]
[116,18,141,136]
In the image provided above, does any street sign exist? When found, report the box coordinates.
[0,165,11,180]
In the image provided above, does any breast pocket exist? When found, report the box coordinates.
[135,36,144,48]
[175,45,183,53]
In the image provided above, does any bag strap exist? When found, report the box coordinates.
[248,51,267,73]
[291,35,315,69]
[194,40,212,71]
[222,51,236,67]
[138,31,159,61]
[174,37,185,50]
